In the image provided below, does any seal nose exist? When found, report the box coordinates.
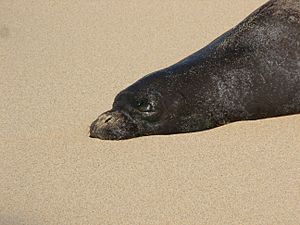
[89,112,118,138]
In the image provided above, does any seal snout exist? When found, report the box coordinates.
[89,110,138,140]
[89,112,117,139]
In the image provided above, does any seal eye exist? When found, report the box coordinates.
[136,99,154,112]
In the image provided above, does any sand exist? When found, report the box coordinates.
[1,0,300,224]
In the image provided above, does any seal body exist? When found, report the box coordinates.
[90,0,300,140]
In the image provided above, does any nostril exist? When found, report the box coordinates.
[105,116,112,123]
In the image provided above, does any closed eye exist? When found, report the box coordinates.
[136,99,154,112]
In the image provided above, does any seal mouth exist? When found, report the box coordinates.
[89,110,139,140]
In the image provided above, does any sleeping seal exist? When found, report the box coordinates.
[90,0,300,140]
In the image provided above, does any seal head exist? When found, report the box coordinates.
[90,71,192,140]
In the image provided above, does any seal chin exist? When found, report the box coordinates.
[89,110,139,140]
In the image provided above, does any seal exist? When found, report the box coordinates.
[90,0,300,140]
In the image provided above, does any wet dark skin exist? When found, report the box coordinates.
[90,0,300,140]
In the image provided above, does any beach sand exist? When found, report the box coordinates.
[1,0,300,224]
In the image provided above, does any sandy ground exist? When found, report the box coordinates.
[1,0,300,224]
